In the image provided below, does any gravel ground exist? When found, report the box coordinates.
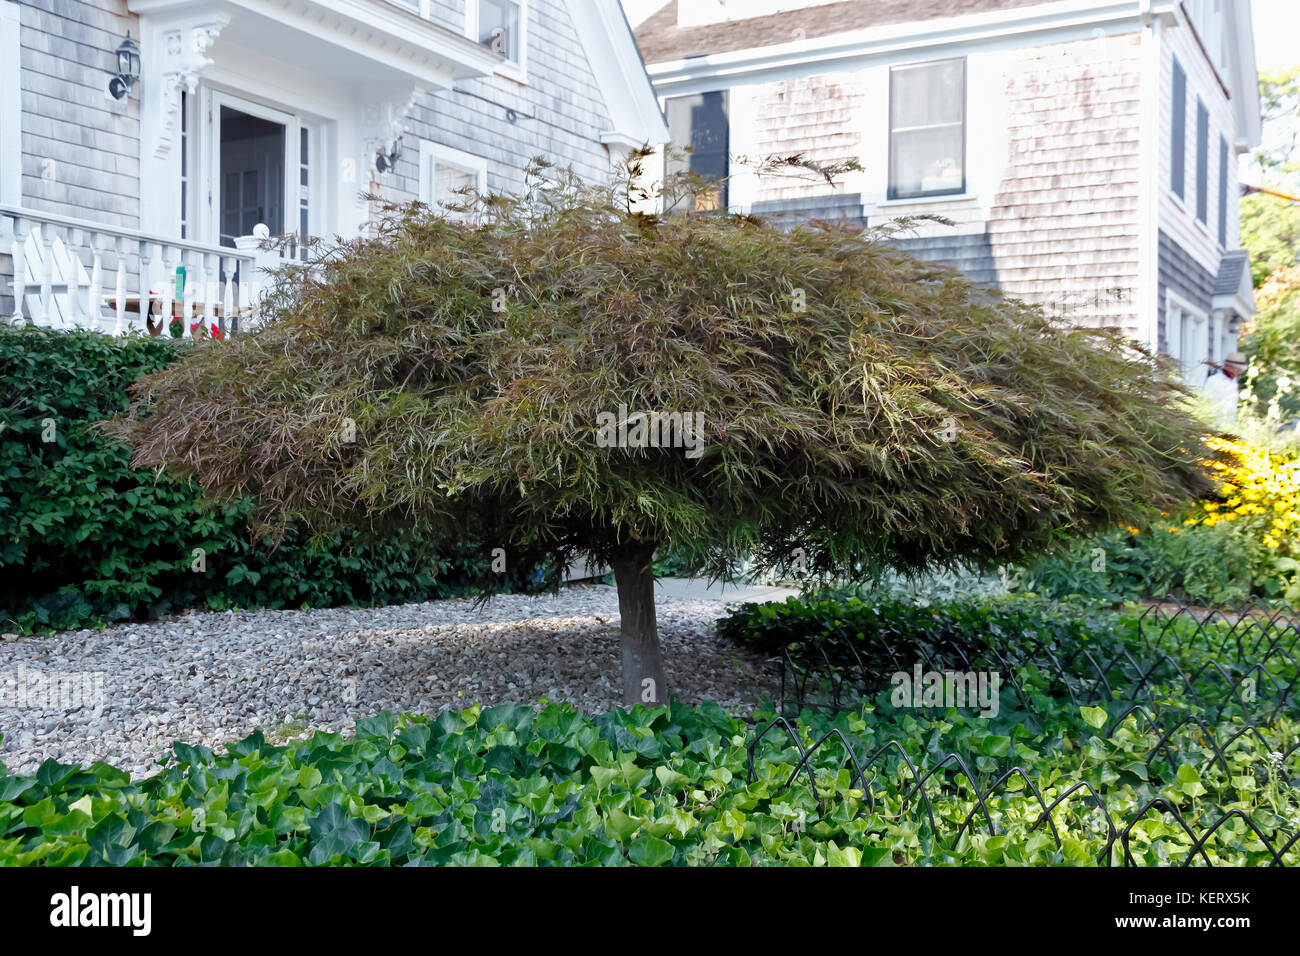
[0,585,779,779]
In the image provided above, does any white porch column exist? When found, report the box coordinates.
[137,15,229,237]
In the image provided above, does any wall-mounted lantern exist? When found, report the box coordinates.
[108,32,141,100]
[375,138,402,174]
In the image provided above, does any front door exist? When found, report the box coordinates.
[205,91,300,249]
[218,106,286,246]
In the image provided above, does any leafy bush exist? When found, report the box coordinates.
[1022,523,1259,605]
[717,592,1128,704]
[1022,435,1300,605]
[0,325,549,632]
[103,155,1216,704]
[3,690,1295,865]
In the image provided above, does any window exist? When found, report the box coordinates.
[1217,134,1229,247]
[297,126,310,259]
[418,141,487,221]
[1195,98,1209,224]
[664,91,730,212]
[889,58,966,200]
[471,0,523,67]
[1171,57,1186,199]
[1166,292,1209,383]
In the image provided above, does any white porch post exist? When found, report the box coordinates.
[234,224,277,323]
[137,16,228,238]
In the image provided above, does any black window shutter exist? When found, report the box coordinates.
[1171,58,1186,199]
[1196,99,1209,223]
[1218,135,1229,246]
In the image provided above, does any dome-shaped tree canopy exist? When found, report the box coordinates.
[106,156,1215,704]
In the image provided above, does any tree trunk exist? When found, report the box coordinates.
[610,542,666,707]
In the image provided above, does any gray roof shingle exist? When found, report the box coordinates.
[1214,249,1250,296]
[635,0,1054,64]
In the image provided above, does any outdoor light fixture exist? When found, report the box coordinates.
[375,138,402,174]
[108,32,141,100]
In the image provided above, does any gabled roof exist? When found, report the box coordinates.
[1213,250,1249,296]
[634,0,1051,64]
[1213,249,1256,318]
[567,0,670,148]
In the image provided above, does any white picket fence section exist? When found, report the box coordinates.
[2,205,278,338]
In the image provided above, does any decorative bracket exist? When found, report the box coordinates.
[154,17,229,159]
[362,84,427,172]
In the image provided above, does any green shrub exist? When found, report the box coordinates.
[0,325,549,632]
[1021,523,1262,606]
[716,590,1115,672]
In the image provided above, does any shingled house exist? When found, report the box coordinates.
[633,0,1262,383]
[0,0,667,333]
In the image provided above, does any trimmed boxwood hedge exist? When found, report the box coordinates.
[0,325,548,632]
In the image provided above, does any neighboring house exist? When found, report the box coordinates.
[633,0,1262,383]
[0,0,667,332]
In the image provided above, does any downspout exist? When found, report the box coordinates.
[1136,0,1162,352]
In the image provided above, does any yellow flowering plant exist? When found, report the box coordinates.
[1184,436,1300,598]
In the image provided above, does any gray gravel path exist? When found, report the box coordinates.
[0,585,778,779]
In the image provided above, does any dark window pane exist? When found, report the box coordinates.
[665,91,729,211]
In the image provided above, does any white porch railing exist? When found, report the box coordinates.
[1,205,278,338]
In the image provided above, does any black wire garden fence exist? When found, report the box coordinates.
[742,598,1300,865]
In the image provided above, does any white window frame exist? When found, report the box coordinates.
[0,1,21,208]
[887,57,968,202]
[419,141,488,220]
[466,0,528,83]
[1166,289,1209,384]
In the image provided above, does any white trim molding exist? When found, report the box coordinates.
[1165,286,1210,381]
[568,0,670,153]
[0,1,20,209]
[1137,5,1163,352]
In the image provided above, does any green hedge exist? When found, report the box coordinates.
[716,590,1117,685]
[0,326,548,632]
